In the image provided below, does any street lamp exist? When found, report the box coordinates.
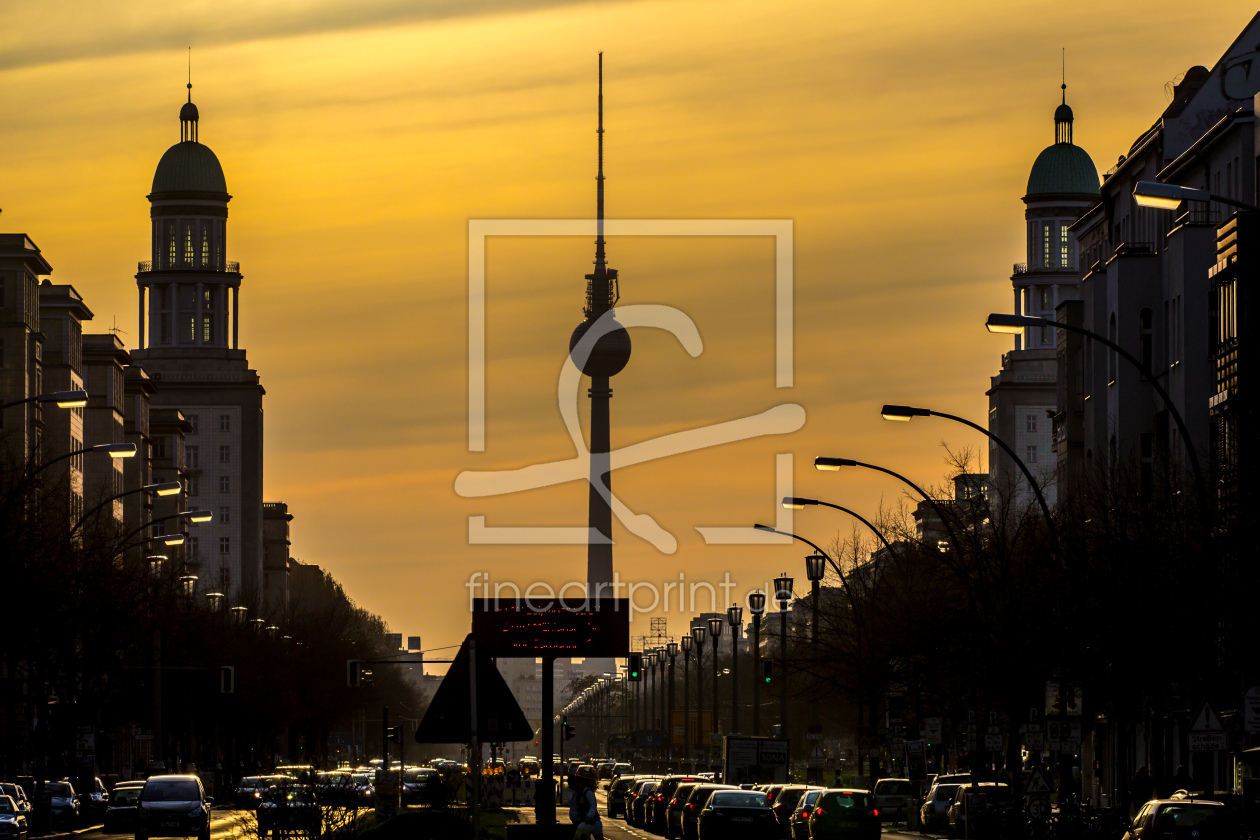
[773,572,794,735]
[781,497,896,554]
[748,591,766,737]
[230,606,248,626]
[152,534,184,546]
[265,625,279,639]
[647,650,659,753]
[666,642,679,759]
[680,634,693,763]
[985,312,1204,488]
[1132,180,1256,211]
[727,604,743,734]
[708,616,722,754]
[0,389,88,411]
[179,575,198,598]
[804,554,825,782]
[691,625,707,758]
[811,457,963,553]
[880,404,1055,534]
[147,555,167,577]
[205,592,224,612]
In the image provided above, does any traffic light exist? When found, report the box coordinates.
[387,725,403,746]
[220,666,234,694]
[564,724,577,741]
[627,653,642,681]
[762,660,774,684]
[347,660,362,687]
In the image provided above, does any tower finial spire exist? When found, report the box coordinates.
[188,47,192,102]
[595,51,606,274]
[1061,47,1066,103]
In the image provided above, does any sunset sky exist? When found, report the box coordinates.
[2,0,1254,664]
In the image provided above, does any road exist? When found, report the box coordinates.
[54,810,259,840]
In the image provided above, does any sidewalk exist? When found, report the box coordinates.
[33,824,103,840]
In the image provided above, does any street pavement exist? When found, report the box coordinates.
[50,809,259,840]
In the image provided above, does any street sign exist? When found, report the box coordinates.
[472,597,629,657]
[1046,681,1083,716]
[924,717,942,742]
[807,722,823,741]
[1024,767,1054,795]
[415,635,533,744]
[725,735,790,784]
[1246,687,1260,734]
[1191,700,1225,733]
[906,739,925,755]
[1026,731,1045,751]
[808,743,825,768]
[984,734,1002,750]
[1189,699,1227,751]
[1027,798,1051,820]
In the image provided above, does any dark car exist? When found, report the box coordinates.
[78,777,110,820]
[401,768,441,806]
[134,776,211,840]
[773,786,812,836]
[0,795,28,840]
[919,782,962,831]
[1123,798,1237,840]
[682,785,737,840]
[104,784,146,833]
[666,783,700,839]
[0,787,29,823]
[872,779,913,822]
[808,789,880,840]
[630,780,659,826]
[607,775,643,819]
[790,789,825,840]
[698,789,777,840]
[651,776,700,835]
[946,783,1014,839]
[256,785,320,839]
[44,782,78,828]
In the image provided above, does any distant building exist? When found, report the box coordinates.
[0,235,53,461]
[263,501,294,612]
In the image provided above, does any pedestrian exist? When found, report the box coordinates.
[568,767,603,838]
[1171,764,1194,794]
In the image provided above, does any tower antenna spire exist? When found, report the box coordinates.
[188,47,192,102]
[595,51,606,273]
[1061,47,1066,103]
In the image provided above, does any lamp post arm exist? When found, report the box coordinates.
[71,485,148,535]
[853,460,965,554]
[755,525,858,610]
[809,501,896,555]
[119,511,188,547]
[927,410,1056,536]
[0,395,39,411]
[1209,193,1257,211]
[1034,316,1204,488]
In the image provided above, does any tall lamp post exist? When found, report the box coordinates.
[726,604,743,734]
[805,553,825,783]
[647,650,659,755]
[773,573,794,737]
[691,626,706,761]
[680,634,693,765]
[707,616,722,760]
[748,591,766,737]
[666,642,678,760]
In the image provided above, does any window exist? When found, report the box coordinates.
[220,507,230,524]
[187,445,199,468]
[1060,225,1070,267]
[1026,414,1037,433]
[188,477,199,497]
[219,445,230,464]
[219,537,230,554]
[1043,223,1052,268]
[188,414,199,434]
[220,414,231,432]
[1026,445,1038,464]
[203,314,213,344]
[189,536,199,558]
[154,437,168,459]
[183,222,194,265]
[219,475,230,493]
[200,226,210,267]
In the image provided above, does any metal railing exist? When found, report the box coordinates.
[138,260,240,273]
[1013,262,1078,275]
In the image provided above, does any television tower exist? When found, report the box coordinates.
[568,53,631,594]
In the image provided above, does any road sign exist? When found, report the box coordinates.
[1027,798,1051,820]
[415,634,533,744]
[906,739,925,755]
[984,734,1002,750]
[1189,732,1227,752]
[1026,731,1045,751]
[1024,767,1054,795]
[988,711,999,726]
[1246,687,1260,734]
[808,743,825,768]
[472,597,629,657]
[1191,700,1225,732]
[807,722,823,741]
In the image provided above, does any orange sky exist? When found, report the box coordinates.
[2,0,1255,663]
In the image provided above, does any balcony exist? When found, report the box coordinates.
[1013,262,1078,275]
[138,260,239,274]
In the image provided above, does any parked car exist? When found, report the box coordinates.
[44,782,78,828]
[79,777,110,820]
[0,795,29,840]
[607,775,642,819]
[946,783,1015,839]
[665,783,701,839]
[401,768,441,806]
[808,789,881,840]
[652,776,701,834]
[104,784,146,833]
[0,787,29,822]
[630,780,659,827]
[681,784,737,840]
[919,782,963,831]
[698,789,777,840]
[1123,797,1236,840]
[772,786,812,836]
[872,779,914,821]
[790,789,826,840]
[135,775,212,840]
[256,785,320,839]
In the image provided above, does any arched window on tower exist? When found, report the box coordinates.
[200,224,210,267]
[1060,225,1071,268]
[182,222,194,267]
[166,222,176,269]
[1043,223,1052,268]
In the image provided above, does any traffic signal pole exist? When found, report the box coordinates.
[537,656,556,828]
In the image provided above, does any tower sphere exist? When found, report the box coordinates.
[569,317,631,377]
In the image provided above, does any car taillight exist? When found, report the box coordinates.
[872,808,880,818]
[813,807,825,817]
[670,799,678,807]
[801,809,811,817]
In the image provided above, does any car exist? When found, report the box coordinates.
[665,783,701,839]
[945,783,1014,839]
[350,773,375,805]
[256,784,321,839]
[104,783,147,833]
[517,759,540,778]
[808,788,881,840]
[872,779,914,821]
[790,789,826,840]
[0,787,29,823]
[607,775,643,820]
[919,782,963,831]
[314,772,357,808]
[681,784,737,840]
[1123,797,1237,840]
[401,767,441,806]
[0,795,29,840]
[698,789,777,840]
[134,775,212,840]
[652,776,702,835]
[772,786,812,836]
[630,780,659,827]
[79,777,110,820]
[597,762,616,781]
[611,763,632,781]
[43,782,78,828]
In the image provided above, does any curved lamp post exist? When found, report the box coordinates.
[748,590,766,737]
[1132,180,1256,212]
[782,497,896,554]
[0,389,87,411]
[986,312,1204,488]
[23,442,136,486]
[119,509,213,547]
[71,481,182,535]
[880,404,1055,536]
[813,457,963,553]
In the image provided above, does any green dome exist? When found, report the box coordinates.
[1027,143,1099,197]
[151,141,227,194]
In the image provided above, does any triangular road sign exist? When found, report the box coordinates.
[809,742,823,758]
[1024,767,1054,795]
[1190,700,1225,732]
[415,635,533,744]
